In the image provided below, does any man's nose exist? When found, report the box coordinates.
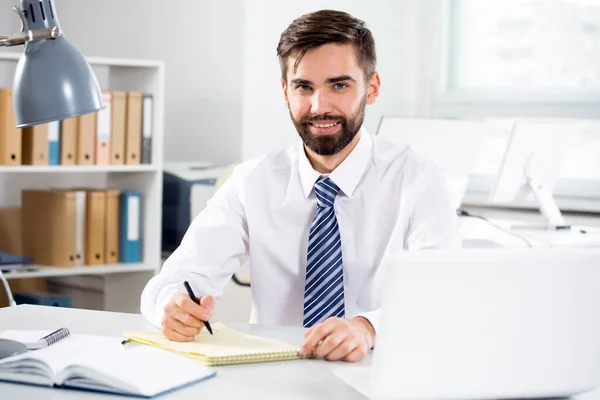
[310,91,334,115]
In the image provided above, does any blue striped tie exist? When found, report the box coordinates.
[303,177,345,328]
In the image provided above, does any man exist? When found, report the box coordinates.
[141,9,460,363]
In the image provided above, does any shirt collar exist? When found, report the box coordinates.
[298,129,373,199]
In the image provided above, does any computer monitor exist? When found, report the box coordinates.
[375,116,499,209]
[488,120,578,230]
[334,247,600,400]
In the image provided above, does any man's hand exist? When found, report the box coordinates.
[301,317,375,362]
[162,293,215,342]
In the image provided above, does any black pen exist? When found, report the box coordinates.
[183,281,213,335]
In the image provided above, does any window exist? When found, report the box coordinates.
[448,0,600,92]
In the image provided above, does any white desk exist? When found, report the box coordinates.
[4,306,600,400]
[0,305,369,399]
[460,207,600,249]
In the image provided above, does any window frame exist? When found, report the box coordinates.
[435,0,600,108]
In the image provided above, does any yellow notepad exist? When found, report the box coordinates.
[122,322,311,366]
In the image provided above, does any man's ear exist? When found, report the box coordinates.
[281,78,289,108]
[366,72,381,105]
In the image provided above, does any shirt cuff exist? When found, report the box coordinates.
[141,285,181,329]
[352,309,380,343]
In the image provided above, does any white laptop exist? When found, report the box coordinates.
[334,248,600,400]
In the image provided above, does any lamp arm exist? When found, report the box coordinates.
[0,6,61,47]
[0,269,16,307]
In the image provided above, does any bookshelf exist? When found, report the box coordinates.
[0,52,165,313]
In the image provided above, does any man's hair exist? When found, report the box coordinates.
[276,10,377,82]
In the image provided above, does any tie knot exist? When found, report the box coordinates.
[314,177,340,208]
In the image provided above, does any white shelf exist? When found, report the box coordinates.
[0,54,165,313]
[3,263,156,280]
[0,52,164,69]
[0,165,159,173]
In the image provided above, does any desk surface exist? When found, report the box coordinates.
[4,307,600,400]
[0,305,369,400]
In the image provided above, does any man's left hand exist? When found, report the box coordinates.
[300,317,375,362]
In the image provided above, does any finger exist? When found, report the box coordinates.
[164,298,204,329]
[301,319,338,356]
[304,326,315,338]
[171,308,204,329]
[164,316,201,338]
[343,344,369,363]
[324,338,359,361]
[163,327,194,342]
[199,295,215,312]
[314,330,348,359]
[173,293,212,321]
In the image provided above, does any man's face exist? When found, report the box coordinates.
[282,43,380,156]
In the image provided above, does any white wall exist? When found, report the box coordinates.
[5,0,244,164]
[241,0,423,161]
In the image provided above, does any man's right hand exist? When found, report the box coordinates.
[162,293,215,342]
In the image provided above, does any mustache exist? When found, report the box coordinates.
[301,114,345,125]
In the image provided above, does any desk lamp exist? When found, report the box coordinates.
[0,0,103,359]
[0,0,104,127]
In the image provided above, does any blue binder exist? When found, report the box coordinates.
[48,121,61,166]
[119,192,142,263]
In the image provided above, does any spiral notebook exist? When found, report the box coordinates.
[122,322,311,366]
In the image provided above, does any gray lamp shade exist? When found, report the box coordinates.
[11,0,104,128]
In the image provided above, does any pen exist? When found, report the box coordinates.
[183,281,213,335]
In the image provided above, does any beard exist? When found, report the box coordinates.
[289,95,367,156]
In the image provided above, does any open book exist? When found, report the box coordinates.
[0,330,216,397]
[123,322,311,366]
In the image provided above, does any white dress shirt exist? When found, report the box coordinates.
[141,130,461,334]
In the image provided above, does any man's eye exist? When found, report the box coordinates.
[334,83,348,90]
[297,85,312,91]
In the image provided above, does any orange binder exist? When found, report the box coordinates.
[96,92,112,165]
[104,190,120,263]
[60,118,77,165]
[0,88,22,165]
[85,190,106,265]
[76,113,96,165]
[22,124,49,165]
[22,190,77,267]
[125,91,142,164]
[110,91,127,165]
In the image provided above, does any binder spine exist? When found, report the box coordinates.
[141,94,153,165]
[48,121,61,166]
[96,92,112,165]
[119,192,142,263]
[75,191,87,265]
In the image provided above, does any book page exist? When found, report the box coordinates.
[123,322,300,358]
[0,331,122,379]
[59,344,215,397]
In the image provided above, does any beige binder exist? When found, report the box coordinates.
[0,88,22,165]
[85,190,106,265]
[60,118,77,165]
[22,124,49,165]
[125,91,142,164]
[110,91,127,165]
[0,207,48,308]
[76,113,96,165]
[104,190,120,263]
[22,190,77,267]
[0,207,23,255]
